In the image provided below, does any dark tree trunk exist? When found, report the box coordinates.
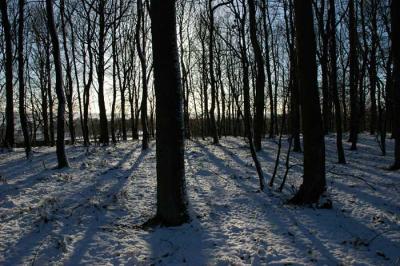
[151,0,189,226]
[111,21,118,144]
[208,0,220,145]
[349,0,359,150]
[60,0,75,144]
[18,0,31,158]
[368,0,378,135]
[136,0,149,150]
[315,0,331,134]
[178,8,191,139]
[0,0,14,148]
[97,0,109,145]
[328,0,345,164]
[39,56,50,146]
[248,0,265,152]
[358,0,368,132]
[290,0,326,204]
[46,0,69,168]
[69,15,84,145]
[82,18,94,147]
[234,1,265,191]
[46,38,55,147]
[261,0,274,139]
[390,0,400,170]
[283,0,301,152]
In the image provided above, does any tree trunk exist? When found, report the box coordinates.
[328,0,345,164]
[46,0,69,168]
[18,0,31,158]
[97,0,109,145]
[208,0,220,145]
[368,0,378,135]
[349,0,359,150]
[151,0,189,226]
[0,0,14,148]
[60,0,75,144]
[136,0,149,150]
[290,0,326,204]
[248,0,265,152]
[283,0,301,152]
[39,56,50,146]
[46,38,55,147]
[390,0,400,170]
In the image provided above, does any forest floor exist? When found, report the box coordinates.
[0,134,399,265]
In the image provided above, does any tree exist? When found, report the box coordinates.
[390,0,400,170]
[18,0,31,158]
[328,0,345,164]
[46,0,69,168]
[208,0,220,145]
[349,0,359,150]
[290,0,326,204]
[283,0,301,152]
[0,0,14,149]
[248,0,265,152]
[135,0,149,150]
[261,0,275,139]
[60,0,75,144]
[151,0,189,226]
[315,0,332,134]
[97,0,110,145]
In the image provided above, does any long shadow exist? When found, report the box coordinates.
[144,216,209,265]
[138,140,235,265]
[194,141,338,263]
[0,146,91,199]
[196,139,400,264]
[63,147,148,265]
[2,143,143,265]
[0,145,80,175]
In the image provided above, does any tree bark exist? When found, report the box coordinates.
[248,0,265,152]
[290,0,326,204]
[136,0,149,150]
[97,0,109,145]
[46,0,69,168]
[349,0,359,150]
[18,0,31,157]
[208,0,220,145]
[60,0,75,144]
[261,0,274,139]
[328,0,345,164]
[151,0,189,226]
[390,0,400,170]
[0,0,14,149]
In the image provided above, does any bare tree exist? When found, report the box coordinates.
[390,0,400,170]
[349,0,359,150]
[46,0,69,168]
[290,0,326,204]
[0,0,14,149]
[248,0,265,152]
[328,0,345,164]
[18,0,31,158]
[150,0,189,226]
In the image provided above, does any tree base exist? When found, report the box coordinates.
[288,184,325,205]
[388,164,400,171]
[142,214,190,229]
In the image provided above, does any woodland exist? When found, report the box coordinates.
[0,0,399,264]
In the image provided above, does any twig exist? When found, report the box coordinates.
[327,169,377,191]
[367,229,398,245]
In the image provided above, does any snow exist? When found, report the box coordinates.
[0,134,399,265]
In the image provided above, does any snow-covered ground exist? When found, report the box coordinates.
[0,134,399,265]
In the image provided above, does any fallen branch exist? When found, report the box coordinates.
[327,169,377,191]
